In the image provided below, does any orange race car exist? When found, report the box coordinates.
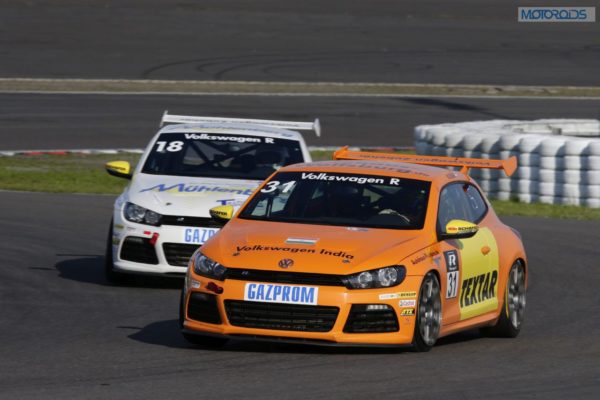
[179,148,528,351]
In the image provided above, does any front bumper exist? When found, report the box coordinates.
[111,219,219,275]
[182,276,422,346]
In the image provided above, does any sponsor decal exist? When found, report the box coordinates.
[190,279,201,289]
[444,250,459,299]
[141,183,254,195]
[411,250,440,265]
[183,133,267,143]
[301,172,386,185]
[400,308,415,316]
[111,236,120,245]
[379,291,417,300]
[447,225,476,233]
[278,258,294,269]
[399,299,416,307]
[312,161,430,177]
[347,227,369,232]
[460,271,498,308]
[285,238,318,245]
[114,224,124,231]
[244,283,318,305]
[183,228,218,244]
[216,198,246,207]
[236,245,353,259]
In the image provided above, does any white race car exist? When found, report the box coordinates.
[104,112,320,282]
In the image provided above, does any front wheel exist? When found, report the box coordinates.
[412,272,442,352]
[481,261,526,338]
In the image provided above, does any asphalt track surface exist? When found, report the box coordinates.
[2,0,600,85]
[1,0,600,398]
[0,190,598,399]
[2,93,600,149]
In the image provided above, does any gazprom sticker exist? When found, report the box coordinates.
[244,283,318,305]
[183,228,219,244]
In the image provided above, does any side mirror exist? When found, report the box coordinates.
[105,161,132,180]
[439,219,478,240]
[209,205,234,223]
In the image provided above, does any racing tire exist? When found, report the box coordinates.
[480,261,526,338]
[104,220,133,285]
[179,291,228,348]
[412,272,442,352]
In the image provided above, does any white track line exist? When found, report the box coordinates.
[3,90,600,100]
[1,78,600,100]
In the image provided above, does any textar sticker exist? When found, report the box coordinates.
[444,250,459,299]
[400,308,415,316]
[460,271,498,308]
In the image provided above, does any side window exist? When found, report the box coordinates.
[438,183,476,229]
[438,183,488,231]
[464,184,487,222]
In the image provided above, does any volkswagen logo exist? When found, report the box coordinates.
[278,259,294,269]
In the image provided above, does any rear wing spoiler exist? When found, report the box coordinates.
[160,110,321,137]
[333,146,517,177]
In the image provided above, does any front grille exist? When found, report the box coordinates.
[343,305,399,333]
[161,215,223,228]
[187,293,221,324]
[163,243,199,267]
[225,300,339,332]
[120,236,158,264]
[225,269,345,287]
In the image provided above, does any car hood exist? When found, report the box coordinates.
[126,174,261,217]
[202,219,437,274]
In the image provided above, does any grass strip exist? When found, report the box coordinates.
[1,152,598,220]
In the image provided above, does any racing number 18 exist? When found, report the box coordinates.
[155,141,184,152]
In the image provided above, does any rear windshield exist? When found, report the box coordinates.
[239,171,431,229]
[142,132,304,180]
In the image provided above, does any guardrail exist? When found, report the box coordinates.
[414,119,600,208]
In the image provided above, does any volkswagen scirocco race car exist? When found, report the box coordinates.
[180,148,528,351]
[104,112,320,282]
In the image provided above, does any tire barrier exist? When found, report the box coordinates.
[414,119,600,208]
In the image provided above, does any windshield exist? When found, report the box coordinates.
[142,132,305,180]
[239,171,431,229]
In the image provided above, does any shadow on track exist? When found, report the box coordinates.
[398,97,511,120]
[54,255,183,289]
[129,319,484,354]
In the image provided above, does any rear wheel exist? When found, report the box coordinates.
[412,272,442,352]
[481,261,526,338]
[104,220,132,285]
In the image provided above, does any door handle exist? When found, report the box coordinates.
[481,246,491,255]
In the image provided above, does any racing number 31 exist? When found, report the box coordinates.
[260,181,296,193]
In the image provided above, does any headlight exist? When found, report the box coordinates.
[344,266,406,289]
[192,251,227,280]
[124,202,162,226]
